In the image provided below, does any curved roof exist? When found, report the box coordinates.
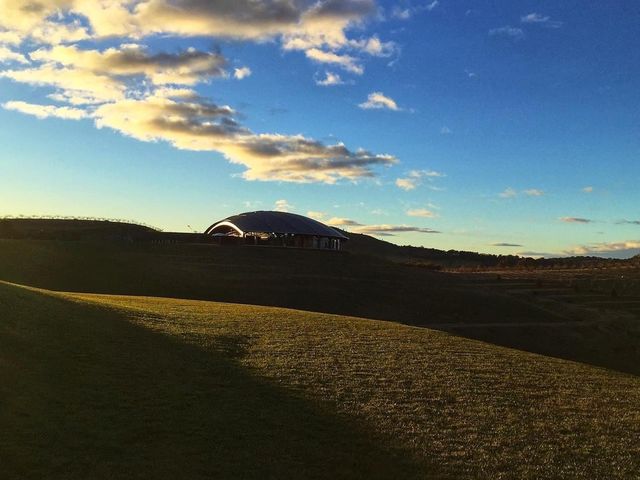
[205,211,348,240]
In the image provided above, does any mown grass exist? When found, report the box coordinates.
[2,282,639,479]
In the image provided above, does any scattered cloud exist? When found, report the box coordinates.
[0,0,399,184]
[315,71,346,86]
[353,224,440,236]
[406,208,437,218]
[582,186,594,193]
[440,126,452,135]
[523,188,544,197]
[233,67,252,80]
[489,26,525,41]
[521,13,563,28]
[491,242,523,247]
[617,220,640,226]
[499,187,517,198]
[2,100,88,120]
[396,169,445,191]
[359,91,400,111]
[560,217,592,224]
[274,199,293,212]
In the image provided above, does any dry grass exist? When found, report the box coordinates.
[3,281,639,479]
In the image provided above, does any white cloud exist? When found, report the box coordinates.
[274,199,293,212]
[359,91,400,110]
[2,100,88,120]
[358,36,396,57]
[315,71,345,86]
[90,95,398,183]
[489,26,525,41]
[396,177,418,191]
[406,208,437,218]
[521,13,563,28]
[396,169,445,191]
[564,240,640,258]
[499,187,517,198]
[1,64,126,103]
[0,46,28,64]
[391,0,438,20]
[28,44,227,86]
[305,48,363,74]
[305,211,361,227]
[233,66,252,80]
[582,186,594,193]
[307,211,326,220]
[440,126,452,135]
[523,188,544,197]
[0,0,400,184]
[426,1,439,12]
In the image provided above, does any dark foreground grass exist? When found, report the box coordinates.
[2,282,639,479]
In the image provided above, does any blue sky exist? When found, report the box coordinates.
[1,0,639,257]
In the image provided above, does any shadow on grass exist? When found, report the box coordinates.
[0,283,423,480]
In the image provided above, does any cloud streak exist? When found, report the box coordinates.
[353,224,440,236]
[564,240,640,259]
[560,217,592,224]
[2,100,88,120]
[489,26,525,41]
[521,13,563,28]
[406,208,437,218]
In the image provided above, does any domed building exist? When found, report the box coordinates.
[204,211,348,250]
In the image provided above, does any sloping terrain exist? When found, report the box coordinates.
[1,281,639,479]
[1,239,639,376]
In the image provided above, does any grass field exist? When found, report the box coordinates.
[1,239,639,377]
[2,281,639,479]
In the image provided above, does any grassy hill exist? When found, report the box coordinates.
[2,281,639,479]
[1,238,639,377]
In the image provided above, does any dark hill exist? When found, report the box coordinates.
[0,218,631,268]
[0,218,158,241]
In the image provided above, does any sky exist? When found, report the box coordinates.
[0,0,639,258]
